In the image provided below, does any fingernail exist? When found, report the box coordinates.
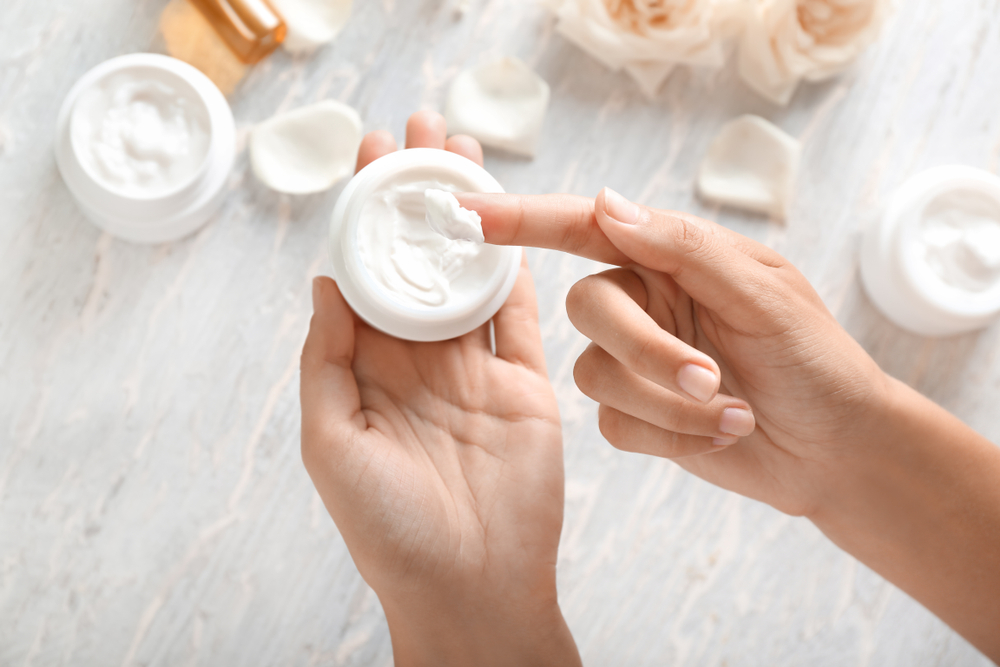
[719,407,755,437]
[312,277,322,311]
[602,187,640,225]
[676,363,718,403]
[712,436,739,447]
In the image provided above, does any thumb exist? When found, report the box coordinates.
[595,187,778,324]
[300,277,366,470]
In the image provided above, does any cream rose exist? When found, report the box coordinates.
[738,0,893,105]
[544,0,745,97]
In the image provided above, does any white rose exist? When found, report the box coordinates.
[544,0,746,97]
[738,0,893,105]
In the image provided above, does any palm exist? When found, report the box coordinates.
[342,325,563,594]
[673,280,882,515]
[300,117,569,614]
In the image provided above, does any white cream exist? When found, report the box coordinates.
[70,70,210,197]
[916,190,1000,293]
[330,148,520,341]
[424,189,484,243]
[861,166,1000,337]
[357,177,497,308]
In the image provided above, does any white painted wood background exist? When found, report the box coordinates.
[1,0,997,664]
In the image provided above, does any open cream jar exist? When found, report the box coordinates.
[329,148,521,341]
[861,165,1000,336]
[55,54,235,243]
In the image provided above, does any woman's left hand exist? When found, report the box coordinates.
[300,111,580,667]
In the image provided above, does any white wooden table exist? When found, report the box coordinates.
[1,0,996,664]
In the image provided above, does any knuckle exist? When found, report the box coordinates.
[673,218,729,274]
[597,405,630,452]
[674,216,707,254]
[646,213,716,277]
[659,431,698,459]
[656,400,685,431]
[565,275,599,324]
[560,198,598,256]
[572,346,601,396]
[624,329,660,374]
[512,195,528,245]
[611,268,648,307]
[558,215,582,255]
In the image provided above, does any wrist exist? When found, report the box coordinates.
[382,590,580,667]
[806,374,935,526]
[792,365,897,522]
[806,375,1000,659]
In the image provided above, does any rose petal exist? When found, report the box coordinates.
[624,61,676,98]
[269,0,353,53]
[696,115,801,219]
[738,0,893,105]
[250,100,362,194]
[546,0,743,96]
[552,3,631,71]
[444,57,550,158]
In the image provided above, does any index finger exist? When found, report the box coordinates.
[457,193,630,265]
[458,192,786,270]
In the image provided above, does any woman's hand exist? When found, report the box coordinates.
[463,187,888,518]
[300,112,580,667]
[463,188,1000,660]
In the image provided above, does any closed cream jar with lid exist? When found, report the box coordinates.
[861,165,1000,336]
[329,148,522,342]
[55,53,235,243]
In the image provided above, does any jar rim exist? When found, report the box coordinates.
[893,166,1000,318]
[54,53,235,243]
[68,59,215,203]
[328,148,522,341]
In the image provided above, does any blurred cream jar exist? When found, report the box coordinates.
[55,54,235,243]
[329,148,521,341]
[861,165,1000,336]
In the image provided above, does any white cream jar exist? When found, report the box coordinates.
[329,148,521,341]
[861,165,1000,336]
[55,54,235,243]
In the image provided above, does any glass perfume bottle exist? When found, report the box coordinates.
[188,0,286,64]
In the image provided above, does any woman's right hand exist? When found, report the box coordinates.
[461,188,1000,661]
[461,187,889,518]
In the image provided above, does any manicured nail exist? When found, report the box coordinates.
[676,363,718,403]
[712,436,739,447]
[602,187,640,225]
[719,407,755,437]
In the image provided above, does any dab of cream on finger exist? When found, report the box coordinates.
[330,148,521,341]
[357,180,494,308]
[424,189,484,243]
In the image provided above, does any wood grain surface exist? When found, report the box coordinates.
[1,0,996,664]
